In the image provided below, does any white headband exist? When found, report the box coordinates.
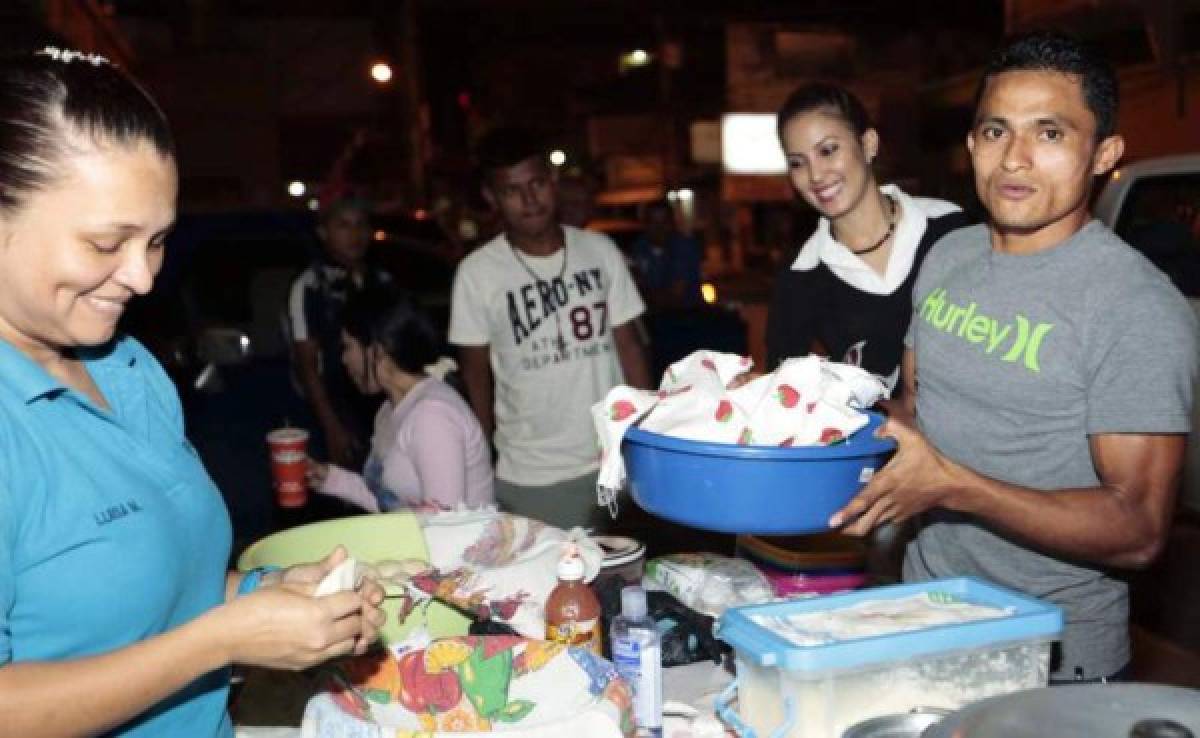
[423,357,458,382]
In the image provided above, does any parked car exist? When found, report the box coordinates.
[1094,154,1200,514]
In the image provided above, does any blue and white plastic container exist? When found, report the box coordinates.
[714,577,1064,738]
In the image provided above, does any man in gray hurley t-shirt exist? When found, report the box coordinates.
[830,31,1198,682]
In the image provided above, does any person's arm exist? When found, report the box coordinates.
[292,340,357,467]
[286,275,358,466]
[898,348,917,417]
[0,549,384,738]
[316,463,381,512]
[613,320,651,389]
[831,418,1183,568]
[457,344,494,440]
[409,404,469,509]
[600,236,651,388]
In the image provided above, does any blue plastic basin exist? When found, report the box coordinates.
[621,411,895,534]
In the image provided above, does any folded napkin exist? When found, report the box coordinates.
[314,556,361,597]
[592,351,889,511]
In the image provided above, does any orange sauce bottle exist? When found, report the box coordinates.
[544,545,604,655]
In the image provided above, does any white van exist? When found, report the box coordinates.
[1094,155,1200,514]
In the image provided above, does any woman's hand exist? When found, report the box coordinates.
[306,459,329,489]
[279,547,387,655]
[220,547,386,669]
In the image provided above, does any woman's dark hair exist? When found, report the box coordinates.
[776,83,872,140]
[0,49,174,212]
[342,287,444,376]
[973,30,1118,142]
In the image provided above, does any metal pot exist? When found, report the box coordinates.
[841,708,951,738]
[922,684,1200,738]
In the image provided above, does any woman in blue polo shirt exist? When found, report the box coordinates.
[0,50,384,737]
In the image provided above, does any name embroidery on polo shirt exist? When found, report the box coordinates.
[94,499,144,526]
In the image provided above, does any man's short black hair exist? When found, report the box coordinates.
[476,126,547,181]
[974,30,1119,141]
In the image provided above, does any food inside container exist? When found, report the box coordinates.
[714,577,1063,738]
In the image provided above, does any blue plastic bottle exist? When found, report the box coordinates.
[611,585,663,737]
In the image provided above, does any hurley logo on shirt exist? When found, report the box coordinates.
[919,287,1055,372]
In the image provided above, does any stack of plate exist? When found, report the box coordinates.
[590,535,646,590]
[735,531,867,597]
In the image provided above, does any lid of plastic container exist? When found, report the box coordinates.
[714,576,1064,673]
[592,535,646,568]
[621,585,648,619]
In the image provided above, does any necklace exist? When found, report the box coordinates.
[847,195,897,256]
[509,241,569,356]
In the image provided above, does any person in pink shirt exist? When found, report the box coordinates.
[308,290,494,511]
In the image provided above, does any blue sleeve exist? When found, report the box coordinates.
[0,512,12,664]
[0,416,15,664]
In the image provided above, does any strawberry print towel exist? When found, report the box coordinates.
[591,351,889,509]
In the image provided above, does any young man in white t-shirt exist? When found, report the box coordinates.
[449,127,651,530]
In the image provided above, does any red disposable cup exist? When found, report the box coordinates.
[267,428,309,507]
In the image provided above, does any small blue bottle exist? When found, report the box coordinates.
[611,585,663,737]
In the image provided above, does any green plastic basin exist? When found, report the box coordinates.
[237,512,470,644]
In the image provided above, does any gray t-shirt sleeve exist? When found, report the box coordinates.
[1085,276,1198,434]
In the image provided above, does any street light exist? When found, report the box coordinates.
[549,149,567,167]
[287,180,306,197]
[370,61,393,84]
[619,49,654,73]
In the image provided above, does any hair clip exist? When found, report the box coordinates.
[36,46,110,67]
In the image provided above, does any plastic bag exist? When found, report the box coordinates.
[596,576,727,667]
[643,553,773,617]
